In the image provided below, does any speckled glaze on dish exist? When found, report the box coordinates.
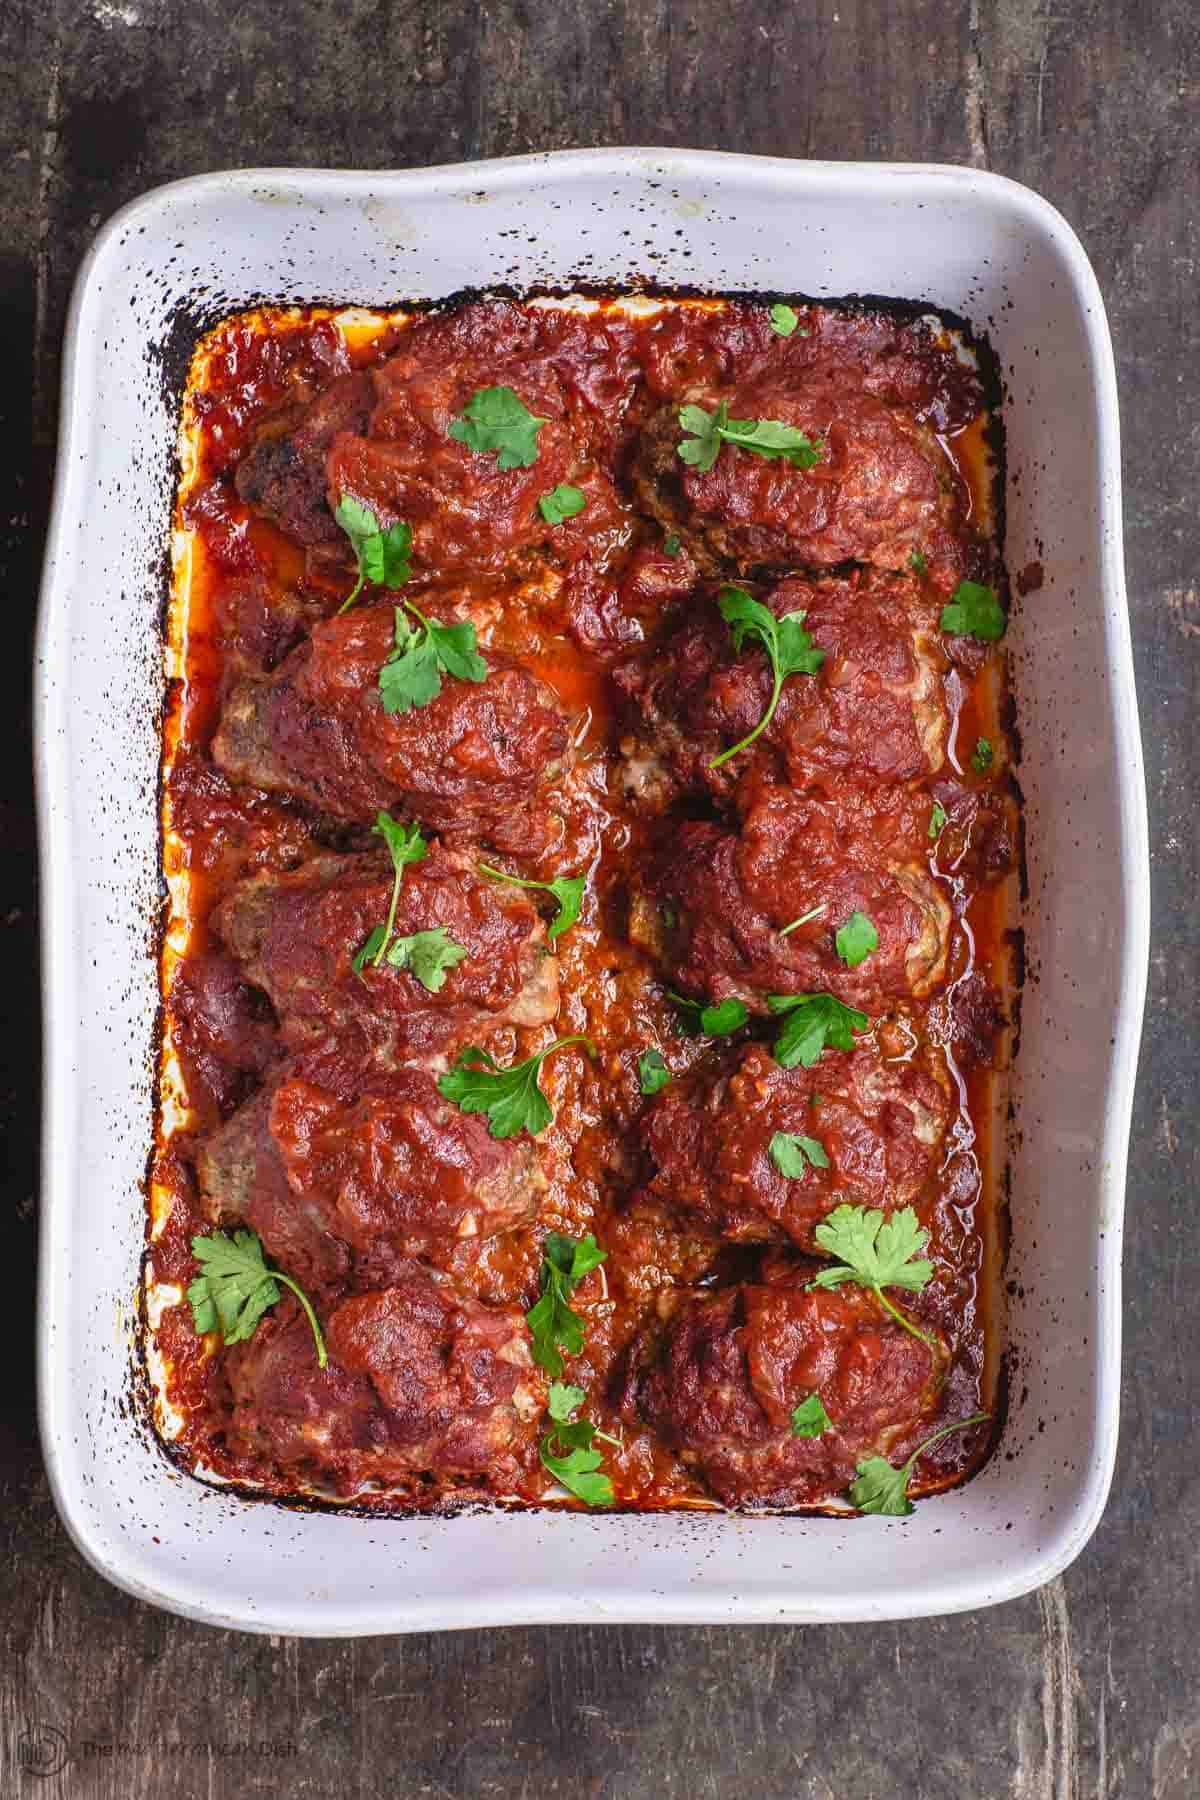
[35,150,1147,1633]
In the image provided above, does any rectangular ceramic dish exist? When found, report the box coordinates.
[35,150,1149,1633]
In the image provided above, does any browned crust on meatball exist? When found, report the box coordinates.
[638,1041,952,1250]
[225,1268,546,1495]
[622,1277,950,1508]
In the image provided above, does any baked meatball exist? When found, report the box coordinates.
[197,1051,545,1285]
[632,373,965,586]
[622,1276,950,1508]
[236,301,635,577]
[615,568,948,808]
[635,301,985,440]
[214,843,557,1066]
[631,777,951,1015]
[638,1042,951,1250]
[211,603,572,856]
[225,1266,546,1495]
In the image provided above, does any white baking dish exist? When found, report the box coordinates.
[35,150,1148,1633]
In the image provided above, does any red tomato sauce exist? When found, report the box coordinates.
[150,296,1015,1513]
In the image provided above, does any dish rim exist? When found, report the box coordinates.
[35,149,1150,1630]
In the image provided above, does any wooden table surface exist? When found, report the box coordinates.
[1,3,1195,1795]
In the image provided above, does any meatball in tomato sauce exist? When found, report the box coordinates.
[622,1277,949,1508]
[198,1052,545,1286]
[638,1042,951,1250]
[212,603,573,857]
[225,1265,545,1495]
[236,300,635,579]
[615,566,949,809]
[213,842,557,1067]
[631,777,950,1015]
[633,372,966,585]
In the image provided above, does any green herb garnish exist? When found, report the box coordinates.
[538,483,586,524]
[669,992,750,1037]
[476,862,586,943]
[663,531,682,557]
[638,1049,672,1095]
[526,1234,608,1376]
[333,497,413,615]
[791,1394,833,1438]
[834,910,878,968]
[929,801,947,841]
[539,1380,617,1506]
[768,303,801,337]
[708,585,825,769]
[381,926,468,991]
[437,1036,594,1140]
[940,580,1005,641]
[809,1203,936,1347]
[378,601,488,717]
[678,402,824,473]
[769,1132,830,1177]
[448,385,547,469]
[188,1229,326,1368]
[850,1412,990,1516]
[353,813,428,970]
[768,992,871,1068]
[909,549,928,576]
[971,736,994,773]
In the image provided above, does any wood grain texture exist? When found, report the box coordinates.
[1,1,1197,1794]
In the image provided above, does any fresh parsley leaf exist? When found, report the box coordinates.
[385,925,468,992]
[768,302,800,337]
[849,1411,990,1516]
[333,496,412,614]
[638,1049,671,1095]
[668,991,750,1037]
[448,385,547,469]
[939,580,1006,641]
[809,1203,937,1345]
[538,483,586,524]
[378,601,488,717]
[526,1231,608,1375]
[540,1376,620,1505]
[539,1434,614,1505]
[709,585,826,769]
[355,813,428,970]
[929,801,947,841]
[676,400,727,471]
[909,548,928,576]
[547,1380,588,1422]
[663,532,682,557]
[768,992,870,1068]
[699,997,749,1034]
[539,1380,617,1507]
[834,910,878,968]
[188,1229,327,1368]
[791,1394,833,1437]
[971,736,994,773]
[352,924,387,975]
[721,417,823,465]
[769,1132,830,1177]
[437,1036,594,1140]
[678,403,824,472]
[476,862,586,943]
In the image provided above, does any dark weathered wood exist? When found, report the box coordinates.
[1,1,1197,1794]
